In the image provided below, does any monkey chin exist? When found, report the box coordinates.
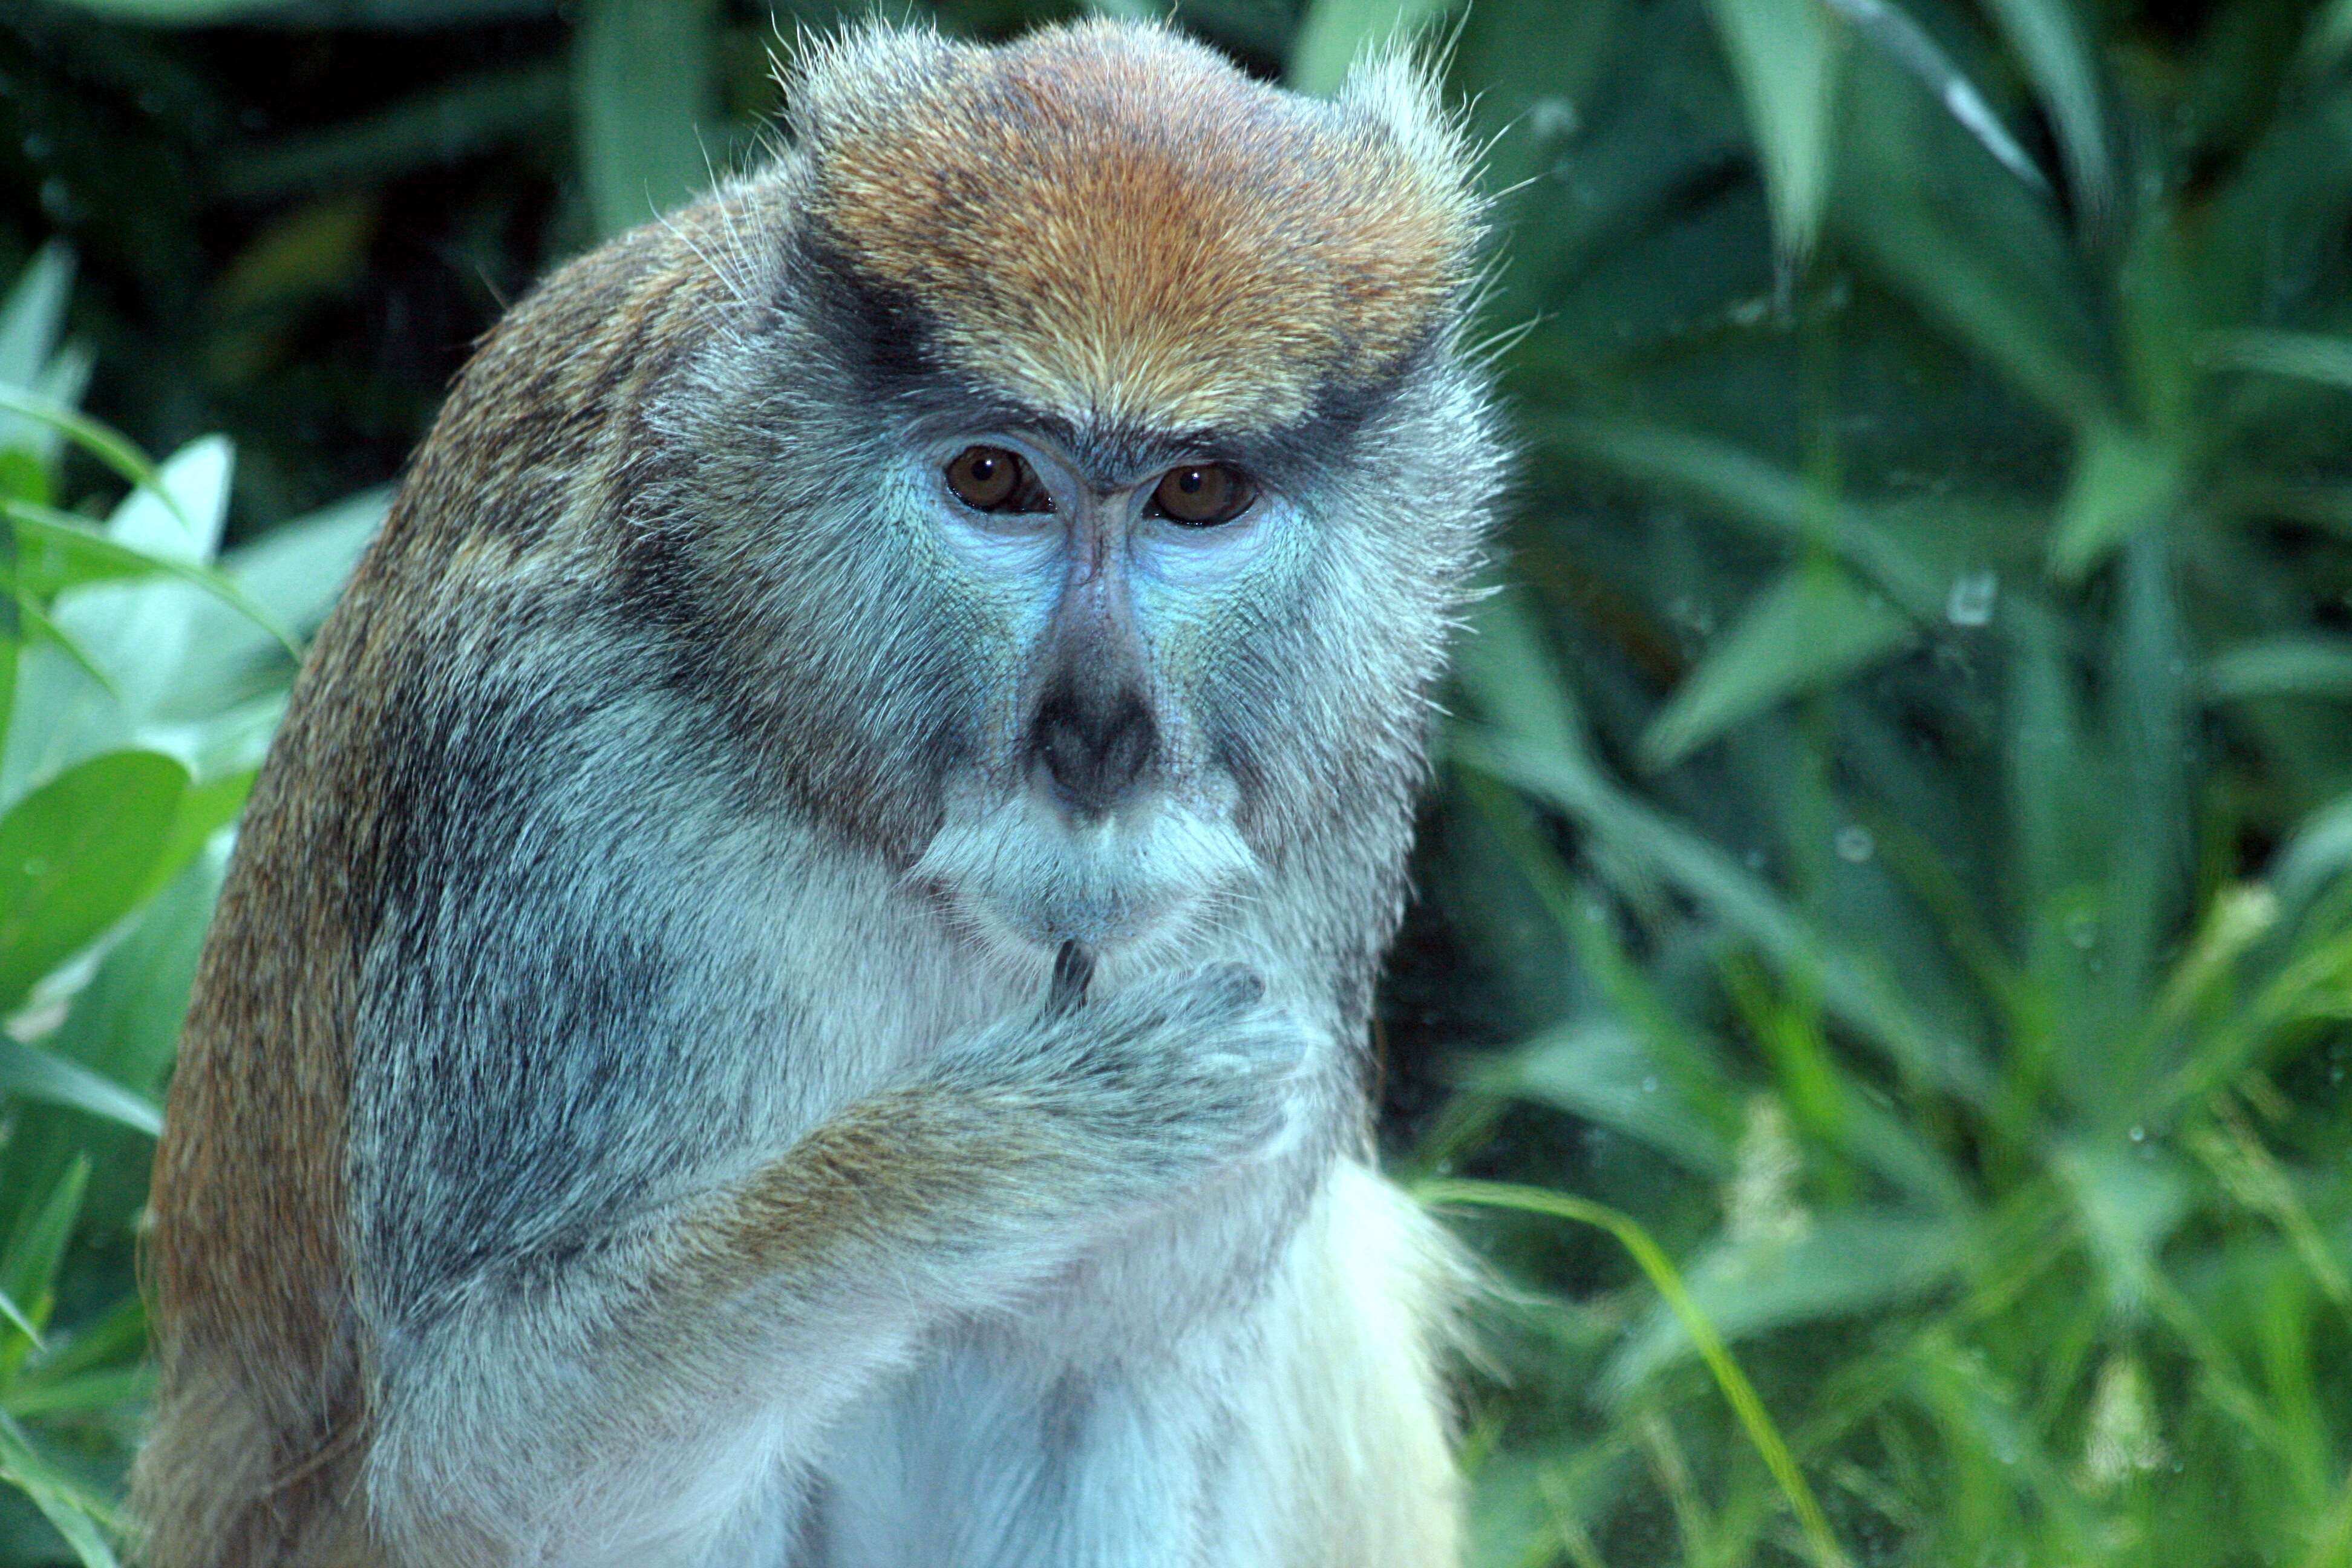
[909,788,1258,967]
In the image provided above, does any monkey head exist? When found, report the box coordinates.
[607,21,1502,964]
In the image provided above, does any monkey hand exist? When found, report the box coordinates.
[928,956,1313,1225]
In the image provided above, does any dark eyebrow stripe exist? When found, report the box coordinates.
[794,218,1452,486]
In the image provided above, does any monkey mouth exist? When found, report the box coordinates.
[909,786,1256,957]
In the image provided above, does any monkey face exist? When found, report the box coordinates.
[904,429,1283,956]
[626,20,1501,967]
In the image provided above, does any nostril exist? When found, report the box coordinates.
[1037,715,1094,803]
[1096,701,1156,799]
[1033,691,1157,817]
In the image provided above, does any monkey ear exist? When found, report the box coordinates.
[1334,41,1486,255]
[772,18,962,149]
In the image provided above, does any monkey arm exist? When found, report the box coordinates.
[350,961,1304,1567]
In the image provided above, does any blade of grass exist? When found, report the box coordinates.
[1421,1177,1851,1568]
[0,1411,118,1568]
[2207,330,2352,391]
[1704,0,1845,263]
[1979,0,2111,220]
[3,1365,157,1420]
[0,1288,35,1344]
[1454,726,1994,1102]
[1640,562,1915,767]
[0,1157,89,1339]
[0,1037,164,1140]
[0,394,177,528]
[1821,0,2046,193]
[2206,636,2352,701]
[6,501,298,656]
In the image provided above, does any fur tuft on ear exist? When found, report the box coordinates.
[773,15,959,146]
[1337,39,1486,247]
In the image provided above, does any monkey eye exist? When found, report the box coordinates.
[945,446,1053,514]
[1147,462,1256,528]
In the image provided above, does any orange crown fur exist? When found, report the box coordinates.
[789,21,1479,434]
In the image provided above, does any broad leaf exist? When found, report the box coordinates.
[0,750,189,1013]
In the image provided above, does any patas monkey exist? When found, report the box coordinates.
[136,19,1503,1567]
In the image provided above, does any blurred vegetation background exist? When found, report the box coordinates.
[3,0,2352,1561]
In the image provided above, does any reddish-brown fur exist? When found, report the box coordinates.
[137,215,738,1568]
[806,23,1475,431]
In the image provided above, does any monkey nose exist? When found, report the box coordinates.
[1030,683,1158,819]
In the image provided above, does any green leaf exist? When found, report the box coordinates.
[2207,330,2352,393]
[0,395,170,522]
[7,501,296,656]
[1455,726,1995,1102]
[2273,792,2352,910]
[0,1411,118,1568]
[0,1158,88,1338]
[1704,0,1844,261]
[1978,0,2111,218]
[4,1364,157,1420]
[18,597,119,703]
[2099,531,2190,1041]
[2308,0,2352,70]
[2055,1142,2190,1319]
[2048,424,2182,580]
[5,1295,143,1395]
[0,750,190,1013]
[2205,636,2352,702]
[1601,1210,1967,1395]
[0,246,90,470]
[1422,1180,1850,1568]
[1285,0,1456,97]
[1833,80,2112,430]
[160,487,382,722]
[136,768,253,905]
[40,854,226,1111]
[1452,589,1593,764]
[574,0,723,238]
[0,618,17,751]
[1641,564,1914,766]
[1536,416,1949,613]
[1482,1018,1737,1176]
[1824,0,2046,193]
[0,244,74,397]
[0,1036,164,1140]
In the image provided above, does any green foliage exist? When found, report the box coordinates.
[1420,0,2352,1559]
[3,0,2352,1563]
[0,246,374,1563]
